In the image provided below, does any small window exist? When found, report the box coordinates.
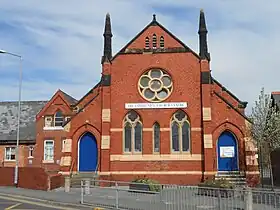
[54,110,64,127]
[29,146,34,157]
[62,139,66,152]
[153,122,160,153]
[45,116,53,127]
[65,116,71,122]
[145,37,150,49]
[73,106,79,113]
[152,34,157,49]
[44,140,54,161]
[5,147,16,161]
[160,36,164,48]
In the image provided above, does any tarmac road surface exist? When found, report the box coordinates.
[0,196,84,210]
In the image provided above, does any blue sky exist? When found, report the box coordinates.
[0,1,279,113]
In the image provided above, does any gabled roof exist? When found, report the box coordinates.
[60,90,77,105]
[213,91,252,123]
[36,90,76,119]
[0,101,47,143]
[74,81,101,107]
[212,77,248,108]
[111,15,200,61]
[63,81,101,126]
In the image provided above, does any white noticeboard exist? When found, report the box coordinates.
[220,146,235,158]
[125,102,187,109]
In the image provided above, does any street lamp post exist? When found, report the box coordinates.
[0,49,22,185]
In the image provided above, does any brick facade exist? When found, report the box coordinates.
[35,11,259,185]
[0,144,33,167]
[33,90,75,173]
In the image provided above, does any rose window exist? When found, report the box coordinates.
[138,69,173,102]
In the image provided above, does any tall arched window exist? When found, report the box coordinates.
[160,36,164,48]
[123,111,142,153]
[152,34,157,49]
[54,110,64,127]
[153,122,160,153]
[171,110,190,152]
[145,37,150,49]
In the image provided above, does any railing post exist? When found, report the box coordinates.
[64,176,70,193]
[84,178,90,195]
[245,187,253,210]
[80,180,84,204]
[115,181,119,209]
[217,189,222,210]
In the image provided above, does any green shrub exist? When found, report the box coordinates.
[199,178,235,189]
[132,177,161,192]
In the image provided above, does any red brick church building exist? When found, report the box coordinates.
[33,10,259,185]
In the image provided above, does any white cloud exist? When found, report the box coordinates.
[0,0,279,114]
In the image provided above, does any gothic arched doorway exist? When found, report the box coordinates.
[78,132,98,172]
[217,131,238,171]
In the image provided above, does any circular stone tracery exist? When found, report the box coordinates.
[138,68,173,102]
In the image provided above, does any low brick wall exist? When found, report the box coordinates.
[49,173,64,190]
[0,167,14,186]
[0,167,64,190]
[18,167,49,190]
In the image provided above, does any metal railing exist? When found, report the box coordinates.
[79,179,280,210]
[69,158,75,178]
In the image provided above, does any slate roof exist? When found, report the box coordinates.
[0,101,47,143]
[60,90,78,105]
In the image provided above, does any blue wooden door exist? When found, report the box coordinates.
[217,131,238,171]
[79,132,98,172]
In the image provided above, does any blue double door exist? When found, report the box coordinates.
[79,132,98,172]
[217,131,238,171]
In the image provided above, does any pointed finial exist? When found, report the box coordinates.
[198,9,210,61]
[153,14,156,22]
[198,9,207,34]
[102,13,113,64]
[104,12,112,36]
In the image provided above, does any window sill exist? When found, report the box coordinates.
[43,126,64,131]
[4,160,16,162]
[28,156,34,159]
[123,152,142,155]
[170,151,191,154]
[42,160,54,164]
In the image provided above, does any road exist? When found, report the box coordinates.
[0,196,84,210]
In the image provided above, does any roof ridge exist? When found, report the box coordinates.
[59,89,78,105]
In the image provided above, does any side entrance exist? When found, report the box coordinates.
[78,132,98,172]
[217,131,238,171]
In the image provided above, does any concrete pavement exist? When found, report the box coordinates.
[0,186,278,210]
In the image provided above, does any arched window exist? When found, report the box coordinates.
[152,34,157,49]
[171,110,190,152]
[54,110,64,127]
[123,111,142,153]
[153,122,160,153]
[160,36,164,48]
[145,37,150,49]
